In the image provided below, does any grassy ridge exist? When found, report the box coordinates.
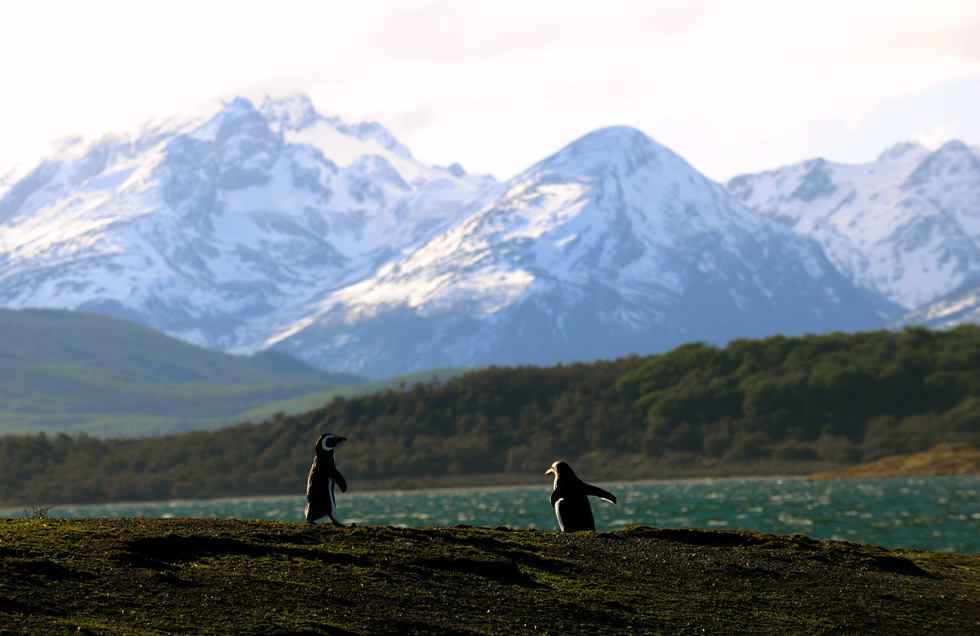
[1,518,978,635]
[0,308,370,436]
[0,309,474,437]
[0,308,355,384]
[0,364,331,416]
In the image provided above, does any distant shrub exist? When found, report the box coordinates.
[21,502,53,520]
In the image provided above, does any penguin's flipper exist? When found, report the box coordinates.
[550,487,564,507]
[583,484,617,505]
[330,468,348,493]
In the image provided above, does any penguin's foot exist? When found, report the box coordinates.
[329,516,344,527]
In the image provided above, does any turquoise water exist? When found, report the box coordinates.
[5,476,980,553]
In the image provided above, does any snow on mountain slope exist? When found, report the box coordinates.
[727,141,980,310]
[266,127,897,378]
[0,95,497,352]
[888,279,980,331]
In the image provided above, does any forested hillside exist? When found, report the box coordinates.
[3,327,980,507]
[617,327,980,464]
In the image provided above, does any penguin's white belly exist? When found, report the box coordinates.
[553,500,566,532]
[326,478,337,512]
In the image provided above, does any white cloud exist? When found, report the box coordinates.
[1,0,979,181]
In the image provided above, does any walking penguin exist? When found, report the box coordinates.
[305,434,348,525]
[545,460,617,532]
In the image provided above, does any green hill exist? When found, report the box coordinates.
[0,308,368,436]
[0,308,362,384]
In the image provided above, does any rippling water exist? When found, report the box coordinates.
[5,476,979,553]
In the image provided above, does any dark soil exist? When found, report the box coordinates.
[1,518,978,635]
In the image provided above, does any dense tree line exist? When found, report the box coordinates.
[3,327,980,507]
[617,326,980,464]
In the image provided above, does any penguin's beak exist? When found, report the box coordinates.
[338,437,348,442]
[545,467,555,476]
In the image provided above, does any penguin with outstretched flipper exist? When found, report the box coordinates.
[545,460,617,532]
[305,434,348,525]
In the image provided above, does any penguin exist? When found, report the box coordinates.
[305,434,348,525]
[545,460,617,532]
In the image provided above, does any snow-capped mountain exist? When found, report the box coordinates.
[0,95,496,350]
[264,127,896,378]
[727,140,980,311]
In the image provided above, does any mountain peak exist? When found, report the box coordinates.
[877,141,928,163]
[580,125,649,143]
[564,126,658,155]
[190,97,268,143]
[903,139,980,190]
[213,97,259,122]
[936,139,972,155]
[260,94,319,132]
[538,125,673,179]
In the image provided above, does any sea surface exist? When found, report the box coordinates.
[5,476,980,553]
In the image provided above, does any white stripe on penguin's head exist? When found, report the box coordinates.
[320,434,347,451]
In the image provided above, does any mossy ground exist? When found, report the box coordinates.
[1,518,978,635]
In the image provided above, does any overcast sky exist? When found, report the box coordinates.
[2,0,979,182]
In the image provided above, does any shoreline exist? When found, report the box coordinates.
[0,472,821,515]
[5,471,980,518]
